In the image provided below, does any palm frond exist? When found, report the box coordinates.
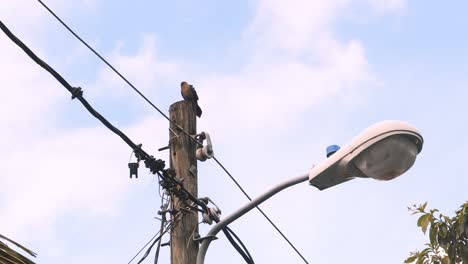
[0,234,36,264]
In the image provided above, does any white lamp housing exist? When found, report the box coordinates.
[309,120,423,190]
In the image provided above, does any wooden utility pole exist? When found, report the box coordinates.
[169,100,199,264]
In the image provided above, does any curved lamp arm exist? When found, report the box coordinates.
[196,173,309,264]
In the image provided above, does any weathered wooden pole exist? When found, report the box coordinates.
[169,100,198,264]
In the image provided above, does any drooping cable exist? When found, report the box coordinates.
[127,191,170,264]
[225,226,253,262]
[137,222,171,264]
[127,231,163,264]
[153,192,168,264]
[29,2,310,262]
[222,227,254,264]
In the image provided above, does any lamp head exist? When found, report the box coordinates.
[309,120,423,190]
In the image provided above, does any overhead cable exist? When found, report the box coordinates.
[222,226,255,264]
[30,2,311,262]
[0,19,206,219]
[36,0,202,147]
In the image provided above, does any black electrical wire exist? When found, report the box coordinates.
[127,231,162,264]
[222,227,254,264]
[31,2,310,262]
[1,13,275,264]
[153,194,167,264]
[0,20,206,217]
[137,222,172,264]
[0,20,152,161]
[225,226,253,262]
[156,171,208,212]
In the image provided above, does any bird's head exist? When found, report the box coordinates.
[181,81,188,87]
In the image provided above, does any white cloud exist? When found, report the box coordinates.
[0,37,63,149]
[0,0,98,32]
[367,0,408,14]
[0,0,167,244]
[0,115,168,239]
[196,0,373,136]
[0,0,410,262]
[245,0,351,54]
[91,34,182,96]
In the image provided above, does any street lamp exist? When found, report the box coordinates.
[196,120,424,264]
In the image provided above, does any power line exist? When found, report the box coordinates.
[0,18,206,224]
[213,158,310,263]
[32,2,310,263]
[0,20,151,160]
[36,0,202,148]
[1,11,261,264]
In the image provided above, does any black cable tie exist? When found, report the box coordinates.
[145,157,166,174]
[132,144,143,161]
[70,86,83,100]
[161,241,170,247]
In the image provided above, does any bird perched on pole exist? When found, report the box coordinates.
[181,81,202,117]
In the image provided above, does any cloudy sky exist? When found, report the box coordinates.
[1,0,467,263]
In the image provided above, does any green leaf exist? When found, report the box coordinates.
[416,255,425,264]
[459,206,466,225]
[420,247,431,256]
[429,225,438,246]
[421,202,428,212]
[417,214,432,234]
[439,224,448,238]
[462,244,468,263]
[404,254,419,263]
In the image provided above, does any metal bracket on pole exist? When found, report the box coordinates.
[189,164,197,177]
[193,235,218,244]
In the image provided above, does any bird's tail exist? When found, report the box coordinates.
[196,103,202,118]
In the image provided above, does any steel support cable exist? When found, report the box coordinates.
[213,157,309,264]
[32,2,309,262]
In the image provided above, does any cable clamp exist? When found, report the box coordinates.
[70,86,83,100]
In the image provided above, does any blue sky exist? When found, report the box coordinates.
[1,0,467,263]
